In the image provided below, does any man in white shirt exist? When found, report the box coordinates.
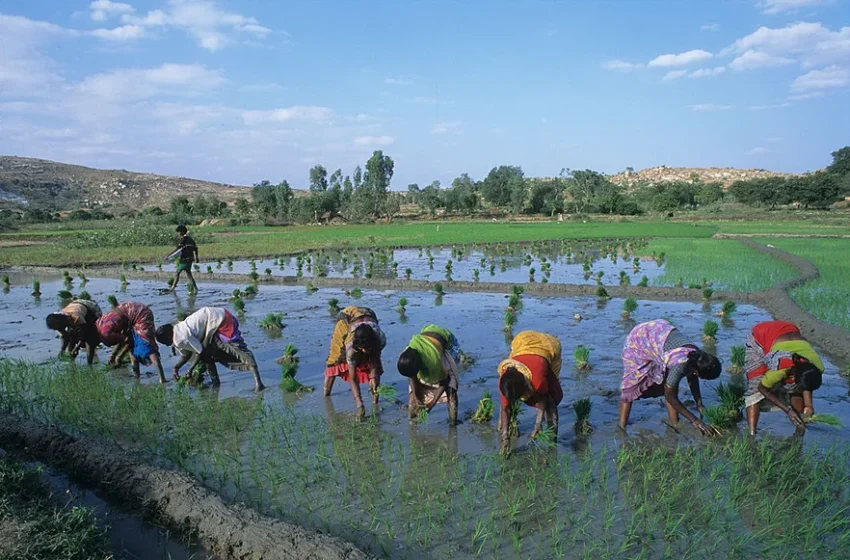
[155,307,265,391]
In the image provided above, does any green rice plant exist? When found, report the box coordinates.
[595,286,609,299]
[231,288,242,299]
[702,405,736,433]
[305,282,318,292]
[206,265,213,274]
[395,297,408,314]
[717,301,737,317]
[193,264,201,273]
[503,310,517,332]
[328,298,340,315]
[31,280,41,296]
[507,293,521,310]
[349,287,363,299]
[279,345,312,393]
[619,270,630,286]
[632,257,641,271]
[458,350,475,367]
[119,273,127,286]
[77,291,92,301]
[404,268,412,280]
[376,384,396,400]
[507,401,521,438]
[702,320,719,343]
[243,284,258,296]
[573,397,593,435]
[807,414,842,427]
[470,391,494,423]
[574,345,591,370]
[417,408,429,423]
[57,290,73,301]
[249,271,260,283]
[265,268,272,276]
[528,267,536,282]
[621,297,638,320]
[434,282,445,296]
[77,272,87,283]
[688,283,702,290]
[511,285,524,296]
[232,295,245,314]
[729,346,746,375]
[473,269,480,282]
[258,312,285,330]
[714,382,744,414]
[107,295,119,308]
[533,426,557,448]
[702,288,714,301]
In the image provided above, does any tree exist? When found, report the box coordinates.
[420,181,442,214]
[562,169,610,214]
[480,165,524,209]
[309,164,328,192]
[793,172,841,209]
[444,174,480,215]
[352,166,363,190]
[363,150,395,218]
[407,183,420,204]
[827,146,850,177]
[234,197,251,220]
[169,196,192,223]
[525,178,563,215]
[696,182,724,206]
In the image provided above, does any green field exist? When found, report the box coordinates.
[758,238,850,330]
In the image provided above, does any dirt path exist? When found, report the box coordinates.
[0,412,374,560]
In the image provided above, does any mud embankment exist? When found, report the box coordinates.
[0,411,374,560]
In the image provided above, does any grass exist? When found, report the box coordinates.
[640,239,797,292]
[0,454,112,560]
[0,221,716,267]
[2,359,850,558]
[761,238,850,330]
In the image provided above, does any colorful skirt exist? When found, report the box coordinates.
[324,361,382,384]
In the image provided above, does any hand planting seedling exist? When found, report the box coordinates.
[532,426,557,448]
[573,397,593,435]
[701,406,734,433]
[702,320,719,343]
[258,313,285,331]
[621,298,638,320]
[574,345,591,370]
[328,298,340,315]
[728,346,745,374]
[470,391,494,423]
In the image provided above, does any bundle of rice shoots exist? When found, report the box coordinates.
[107,295,119,308]
[702,288,714,301]
[714,381,744,413]
[574,345,591,370]
[376,384,396,400]
[573,397,593,435]
[596,286,610,299]
[729,345,746,374]
[622,297,638,319]
[508,401,521,438]
[806,414,842,427]
[470,391,494,423]
[328,298,340,315]
[702,320,719,342]
[77,291,92,301]
[57,290,73,301]
[717,301,737,317]
[258,312,285,330]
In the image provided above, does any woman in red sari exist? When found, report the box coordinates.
[96,302,166,383]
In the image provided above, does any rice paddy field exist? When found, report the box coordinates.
[1,219,850,558]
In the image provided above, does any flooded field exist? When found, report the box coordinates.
[1,271,849,558]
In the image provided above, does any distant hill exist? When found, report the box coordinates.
[609,166,799,189]
[0,156,251,212]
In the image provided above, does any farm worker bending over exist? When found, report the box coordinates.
[169,224,199,293]
[744,321,823,435]
[96,301,166,383]
[397,324,461,425]
[324,306,386,418]
[618,319,721,435]
[497,331,563,451]
[45,298,102,365]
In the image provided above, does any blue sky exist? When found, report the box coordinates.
[1,0,848,189]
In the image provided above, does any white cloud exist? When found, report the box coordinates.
[384,77,413,86]
[689,103,734,111]
[689,66,726,78]
[729,50,795,71]
[604,59,643,72]
[121,0,272,51]
[724,22,850,69]
[748,102,792,109]
[746,146,776,155]
[662,70,688,81]
[791,65,850,91]
[431,121,463,134]
[242,106,334,125]
[76,63,226,102]
[90,24,145,41]
[353,135,394,147]
[648,49,713,67]
[701,24,721,32]
[788,90,825,99]
[757,0,827,15]
[0,14,76,94]
[90,0,135,22]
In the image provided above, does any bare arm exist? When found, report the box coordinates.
[664,385,711,435]
[172,351,193,379]
[687,375,705,413]
[150,354,166,384]
[802,391,814,415]
[530,400,546,438]
[499,404,511,452]
[758,384,805,430]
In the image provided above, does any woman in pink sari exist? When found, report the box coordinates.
[96,302,166,383]
[618,319,720,435]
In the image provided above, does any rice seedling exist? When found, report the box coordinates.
[207,265,213,274]
[305,282,318,292]
[78,272,87,283]
[702,288,714,301]
[434,283,445,296]
[596,270,605,283]
[107,295,119,308]
[395,297,408,314]
[702,320,718,343]
[31,280,41,297]
[573,398,593,435]
[349,288,363,299]
[533,426,557,448]
[243,284,258,296]
[528,267,536,282]
[77,291,92,301]
[503,310,517,332]
[632,257,641,271]
[193,264,201,273]
[417,408,429,423]
[507,401,521,438]
[279,345,312,393]
[574,345,591,370]
[621,297,638,320]
[265,268,272,277]
[511,285,524,296]
[714,382,744,415]
[807,414,842,427]
[57,290,73,301]
[376,384,396,400]
[119,273,128,286]
[258,312,285,331]
[717,301,737,317]
[470,391,494,423]
[473,269,480,282]
[637,276,649,287]
[328,298,340,315]
[619,271,630,286]
[595,286,609,299]
[404,268,412,280]
[458,350,475,367]
[232,295,246,314]
[249,271,260,283]
[729,346,746,374]
[507,293,521,310]
[702,405,737,432]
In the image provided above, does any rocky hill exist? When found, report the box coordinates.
[609,166,798,188]
[0,156,250,211]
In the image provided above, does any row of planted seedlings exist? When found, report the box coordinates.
[1,354,849,558]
